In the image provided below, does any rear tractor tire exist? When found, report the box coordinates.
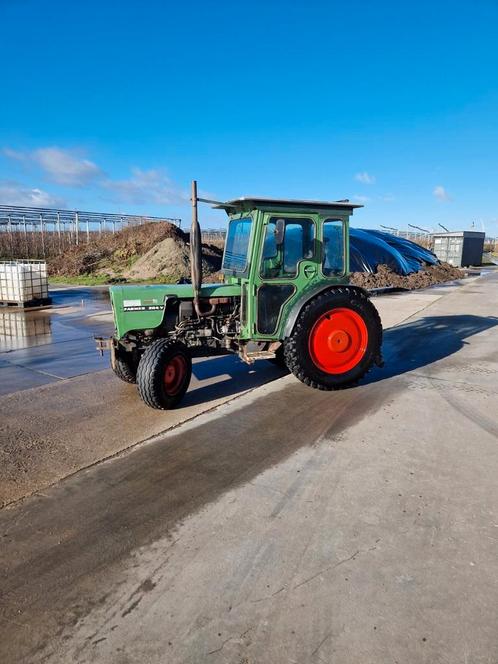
[284,287,382,390]
[136,339,192,410]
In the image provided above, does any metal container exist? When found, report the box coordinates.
[431,231,485,267]
[0,260,51,306]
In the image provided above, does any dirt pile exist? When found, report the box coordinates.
[48,222,222,282]
[350,263,465,290]
[125,238,221,281]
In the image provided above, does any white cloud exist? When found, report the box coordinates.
[3,146,102,186]
[1,146,189,210]
[0,180,65,207]
[2,147,26,161]
[103,168,188,205]
[354,171,376,185]
[32,147,101,186]
[433,185,451,202]
[353,194,370,203]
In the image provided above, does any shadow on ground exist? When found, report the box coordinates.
[184,355,287,407]
[367,314,498,382]
[183,314,498,405]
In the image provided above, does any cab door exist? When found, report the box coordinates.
[254,212,318,338]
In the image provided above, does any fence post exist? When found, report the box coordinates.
[40,213,46,258]
[22,215,28,258]
[86,218,90,243]
[7,215,13,258]
[75,211,79,245]
[56,212,62,253]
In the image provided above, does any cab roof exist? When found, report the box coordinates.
[213,197,363,214]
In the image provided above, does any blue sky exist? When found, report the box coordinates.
[1,0,498,232]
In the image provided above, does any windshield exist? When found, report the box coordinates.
[222,217,252,273]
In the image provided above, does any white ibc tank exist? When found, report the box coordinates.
[0,261,49,304]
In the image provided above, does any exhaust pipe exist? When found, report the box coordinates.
[190,180,215,317]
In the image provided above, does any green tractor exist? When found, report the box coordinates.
[100,181,383,409]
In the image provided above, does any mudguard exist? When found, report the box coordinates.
[282,283,371,339]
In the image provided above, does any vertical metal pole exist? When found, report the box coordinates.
[56,212,62,253]
[86,218,90,243]
[112,220,116,234]
[23,215,28,257]
[7,215,13,258]
[190,180,203,316]
[99,220,102,236]
[40,214,46,258]
[75,211,79,245]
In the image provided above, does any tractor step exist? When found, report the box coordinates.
[241,350,277,364]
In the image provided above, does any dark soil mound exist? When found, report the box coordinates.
[350,263,465,290]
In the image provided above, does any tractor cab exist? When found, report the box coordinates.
[216,197,362,341]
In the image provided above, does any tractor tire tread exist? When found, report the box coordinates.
[283,286,382,391]
[136,338,192,410]
[112,355,137,384]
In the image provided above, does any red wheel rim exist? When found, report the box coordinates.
[163,355,187,395]
[309,307,368,374]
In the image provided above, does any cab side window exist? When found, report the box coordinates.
[322,219,344,275]
[261,217,314,279]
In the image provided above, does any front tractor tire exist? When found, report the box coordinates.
[284,287,382,391]
[136,339,192,410]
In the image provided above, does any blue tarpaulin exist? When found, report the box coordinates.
[350,229,438,275]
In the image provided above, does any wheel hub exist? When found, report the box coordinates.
[328,329,350,352]
[163,355,187,395]
[309,307,368,374]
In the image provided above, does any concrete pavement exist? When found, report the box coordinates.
[0,272,497,663]
[0,278,475,507]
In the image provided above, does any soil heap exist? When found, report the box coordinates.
[350,263,465,290]
[48,222,222,282]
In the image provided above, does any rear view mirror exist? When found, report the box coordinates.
[275,218,285,245]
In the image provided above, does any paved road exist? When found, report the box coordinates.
[1,274,498,663]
